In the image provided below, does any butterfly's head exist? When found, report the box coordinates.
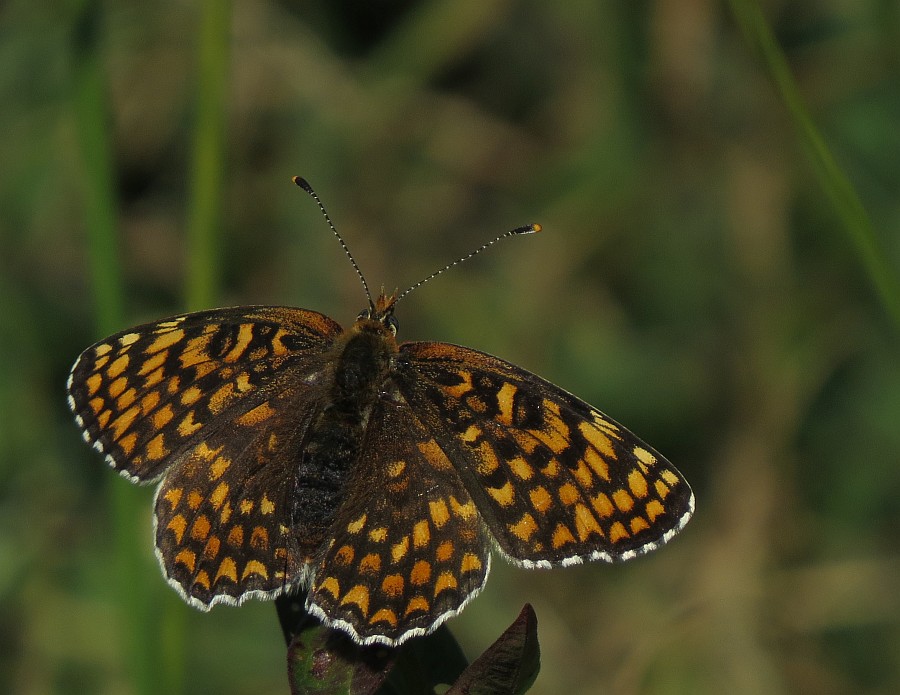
[357,291,399,335]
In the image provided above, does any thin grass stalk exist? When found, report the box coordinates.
[161,4,232,690]
[186,0,232,312]
[728,0,900,330]
[70,1,157,693]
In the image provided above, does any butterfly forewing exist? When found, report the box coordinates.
[396,342,694,567]
[306,396,490,645]
[67,307,342,482]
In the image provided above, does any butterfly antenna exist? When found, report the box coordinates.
[293,176,373,307]
[395,222,542,303]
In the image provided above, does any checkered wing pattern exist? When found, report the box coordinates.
[67,307,344,605]
[67,290,694,647]
[396,342,694,568]
[306,395,490,645]
[67,307,341,483]
[153,382,322,607]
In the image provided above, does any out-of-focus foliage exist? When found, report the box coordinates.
[1,1,899,693]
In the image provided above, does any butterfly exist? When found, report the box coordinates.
[67,178,693,647]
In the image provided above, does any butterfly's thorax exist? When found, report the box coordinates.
[291,317,399,550]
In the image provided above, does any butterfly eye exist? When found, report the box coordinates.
[386,315,399,335]
[357,309,370,321]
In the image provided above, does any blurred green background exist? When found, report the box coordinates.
[2,0,900,693]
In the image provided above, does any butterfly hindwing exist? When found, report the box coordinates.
[307,395,491,645]
[396,342,694,567]
[154,381,324,608]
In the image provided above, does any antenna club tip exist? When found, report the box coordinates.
[515,223,541,235]
[292,176,313,192]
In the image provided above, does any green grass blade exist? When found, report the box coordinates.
[70,2,157,694]
[186,0,232,311]
[161,2,233,692]
[71,0,122,334]
[728,0,900,329]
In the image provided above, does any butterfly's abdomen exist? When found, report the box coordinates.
[291,321,399,548]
